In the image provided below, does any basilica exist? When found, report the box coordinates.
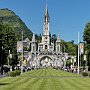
[17,5,68,69]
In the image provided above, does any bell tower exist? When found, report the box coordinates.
[44,4,50,36]
[42,4,50,50]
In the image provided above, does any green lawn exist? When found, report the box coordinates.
[0,68,90,90]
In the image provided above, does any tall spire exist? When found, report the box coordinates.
[45,4,48,15]
[44,4,50,23]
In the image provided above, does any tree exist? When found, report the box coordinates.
[60,40,77,55]
[83,22,90,68]
[66,59,72,68]
[83,22,90,44]
[66,41,77,55]
[51,34,57,44]
[0,23,18,74]
[35,34,42,43]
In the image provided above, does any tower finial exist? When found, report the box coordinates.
[46,3,48,11]
[44,3,49,23]
[58,33,60,39]
[46,0,48,8]
[56,32,60,42]
[45,3,48,16]
[32,33,35,42]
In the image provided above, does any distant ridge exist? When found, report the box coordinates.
[0,8,33,40]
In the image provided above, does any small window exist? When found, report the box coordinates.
[45,45,48,50]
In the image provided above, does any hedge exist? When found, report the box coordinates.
[82,72,88,77]
[8,70,21,77]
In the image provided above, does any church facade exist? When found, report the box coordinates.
[31,5,61,53]
[17,5,68,69]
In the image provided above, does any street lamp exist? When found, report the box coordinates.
[8,50,10,67]
[8,50,12,66]
[8,50,12,65]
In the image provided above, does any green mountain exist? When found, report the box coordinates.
[0,8,33,41]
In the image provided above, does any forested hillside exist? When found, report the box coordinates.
[0,8,33,41]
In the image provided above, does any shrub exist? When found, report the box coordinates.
[88,73,90,77]
[15,70,21,76]
[82,72,88,77]
[8,70,21,77]
[8,71,16,77]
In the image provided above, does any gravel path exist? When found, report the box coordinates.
[0,75,7,78]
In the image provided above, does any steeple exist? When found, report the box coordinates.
[42,4,50,50]
[56,33,60,42]
[44,4,50,23]
[43,4,50,37]
[31,33,36,52]
[45,4,48,16]
[32,33,35,42]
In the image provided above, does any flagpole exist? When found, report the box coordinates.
[21,30,23,74]
[78,32,80,74]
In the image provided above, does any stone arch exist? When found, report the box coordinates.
[38,55,54,67]
[39,55,53,61]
